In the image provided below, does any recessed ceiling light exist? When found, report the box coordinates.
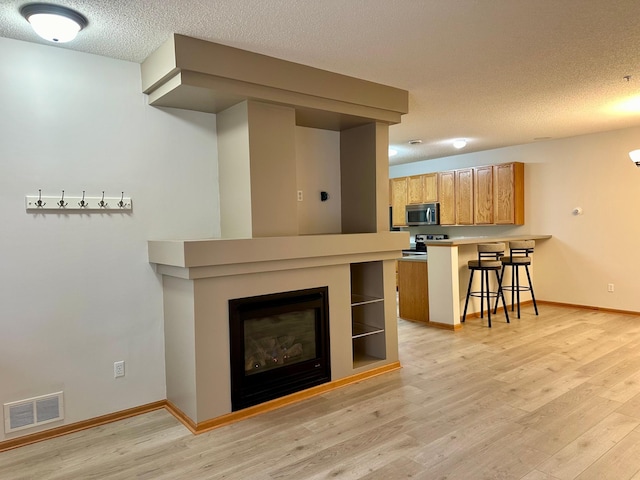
[408,139,422,145]
[21,3,88,43]
[388,148,398,157]
[452,139,467,149]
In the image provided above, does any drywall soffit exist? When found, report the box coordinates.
[140,34,409,131]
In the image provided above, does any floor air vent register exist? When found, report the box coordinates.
[3,392,64,434]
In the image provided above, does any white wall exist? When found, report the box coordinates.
[0,38,219,441]
[296,127,342,234]
[390,126,640,312]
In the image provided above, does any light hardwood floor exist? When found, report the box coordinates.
[4,304,640,479]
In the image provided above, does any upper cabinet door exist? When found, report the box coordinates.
[438,171,456,225]
[391,177,408,227]
[474,165,494,224]
[422,173,438,203]
[455,168,474,225]
[407,175,424,204]
[494,162,524,225]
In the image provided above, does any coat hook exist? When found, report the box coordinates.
[78,190,89,208]
[57,190,68,207]
[35,189,46,207]
[117,192,126,208]
[98,191,108,208]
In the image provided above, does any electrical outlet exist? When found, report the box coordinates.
[297,190,303,202]
[114,361,125,378]
[607,283,614,293]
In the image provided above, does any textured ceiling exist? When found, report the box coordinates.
[2,0,640,165]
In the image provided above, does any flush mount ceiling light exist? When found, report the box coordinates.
[629,149,640,166]
[21,3,88,43]
[452,139,467,149]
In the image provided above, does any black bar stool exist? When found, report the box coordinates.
[462,243,510,328]
[494,240,538,318]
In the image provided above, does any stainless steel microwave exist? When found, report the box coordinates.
[406,203,440,226]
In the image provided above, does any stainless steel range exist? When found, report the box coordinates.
[401,233,448,256]
[417,233,448,242]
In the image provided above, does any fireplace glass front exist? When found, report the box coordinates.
[229,287,330,411]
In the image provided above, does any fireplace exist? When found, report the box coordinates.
[150,234,405,426]
[229,286,331,411]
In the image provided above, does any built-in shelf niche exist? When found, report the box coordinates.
[350,261,386,368]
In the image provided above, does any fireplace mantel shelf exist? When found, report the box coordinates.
[148,232,409,279]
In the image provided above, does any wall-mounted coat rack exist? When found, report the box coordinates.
[26,190,133,213]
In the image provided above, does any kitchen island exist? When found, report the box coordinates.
[425,234,551,329]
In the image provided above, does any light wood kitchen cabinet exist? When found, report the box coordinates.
[455,168,474,225]
[390,177,408,227]
[438,171,456,225]
[392,161,524,226]
[398,258,429,323]
[422,173,438,202]
[494,162,524,225]
[407,173,438,204]
[407,175,424,204]
[474,165,494,224]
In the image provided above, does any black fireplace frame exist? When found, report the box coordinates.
[229,286,331,411]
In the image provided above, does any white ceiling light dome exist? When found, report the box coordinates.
[21,3,88,43]
[452,139,467,149]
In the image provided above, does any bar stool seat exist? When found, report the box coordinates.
[462,243,510,328]
[501,256,531,265]
[494,240,538,318]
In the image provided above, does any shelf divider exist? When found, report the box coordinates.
[351,293,384,306]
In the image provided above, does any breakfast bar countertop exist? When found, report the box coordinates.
[424,234,552,247]
[424,234,552,328]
